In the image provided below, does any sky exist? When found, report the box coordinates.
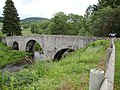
[0,0,98,19]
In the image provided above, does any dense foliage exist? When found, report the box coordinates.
[0,17,3,23]
[1,40,109,90]
[49,12,85,35]
[21,12,87,36]
[2,0,22,36]
[86,6,120,36]
[98,0,120,9]
[85,0,120,37]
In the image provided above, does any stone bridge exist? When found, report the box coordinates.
[1,35,106,60]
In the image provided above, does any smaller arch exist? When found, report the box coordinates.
[13,41,19,50]
[26,39,44,60]
[53,48,74,61]
[26,40,36,51]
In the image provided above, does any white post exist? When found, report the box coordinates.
[89,68,104,90]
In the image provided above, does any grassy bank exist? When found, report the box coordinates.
[0,42,31,68]
[22,29,39,36]
[114,40,120,90]
[1,40,109,90]
[22,29,33,35]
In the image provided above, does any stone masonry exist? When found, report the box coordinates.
[2,35,106,60]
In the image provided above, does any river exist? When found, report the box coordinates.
[33,51,44,60]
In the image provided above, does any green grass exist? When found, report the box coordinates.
[0,42,31,68]
[1,40,109,90]
[22,29,38,36]
[114,40,120,90]
[22,29,32,35]
[0,32,4,37]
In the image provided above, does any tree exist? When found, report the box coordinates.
[98,0,120,8]
[84,5,94,19]
[67,14,85,35]
[50,12,69,35]
[84,0,120,37]
[2,0,22,36]
[48,12,85,35]
[87,6,120,37]
[30,22,38,33]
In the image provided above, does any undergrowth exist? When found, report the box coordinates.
[1,40,109,90]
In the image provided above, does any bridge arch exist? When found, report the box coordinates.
[53,48,74,61]
[13,41,19,50]
[26,39,36,51]
[26,39,44,59]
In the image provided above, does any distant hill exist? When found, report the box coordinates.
[21,17,50,23]
[0,17,3,22]
[0,17,50,23]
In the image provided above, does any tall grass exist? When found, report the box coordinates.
[1,40,109,90]
[114,40,120,90]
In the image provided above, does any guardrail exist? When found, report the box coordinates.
[89,38,116,90]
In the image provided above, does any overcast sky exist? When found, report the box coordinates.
[0,0,98,19]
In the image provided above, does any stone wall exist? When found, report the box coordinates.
[2,35,106,60]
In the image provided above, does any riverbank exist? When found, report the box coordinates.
[0,42,31,69]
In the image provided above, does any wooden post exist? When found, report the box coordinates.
[89,68,104,90]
